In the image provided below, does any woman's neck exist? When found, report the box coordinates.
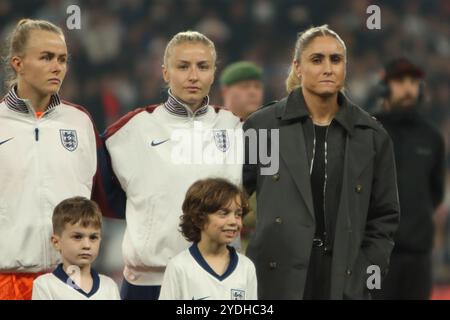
[188,101,203,113]
[168,89,206,113]
[302,88,339,125]
[16,83,51,113]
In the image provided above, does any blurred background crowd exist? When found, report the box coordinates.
[1,0,449,298]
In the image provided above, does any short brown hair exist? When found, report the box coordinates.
[180,178,249,243]
[52,197,102,235]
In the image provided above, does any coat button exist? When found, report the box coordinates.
[269,261,277,269]
[272,173,280,181]
[275,217,282,224]
[346,269,352,276]
[355,185,363,193]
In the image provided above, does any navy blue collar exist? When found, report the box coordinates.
[4,85,60,115]
[189,243,238,281]
[164,89,209,118]
[52,263,100,298]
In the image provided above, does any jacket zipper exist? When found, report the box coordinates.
[322,125,330,244]
[34,115,48,269]
[28,101,51,269]
[311,123,330,244]
[310,126,316,175]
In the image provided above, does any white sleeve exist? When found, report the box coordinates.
[233,121,244,187]
[113,283,121,300]
[32,278,52,300]
[106,126,138,192]
[107,277,121,300]
[159,260,181,300]
[247,261,258,300]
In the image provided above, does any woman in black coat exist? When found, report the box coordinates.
[243,25,400,299]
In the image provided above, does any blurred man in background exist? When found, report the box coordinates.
[220,61,264,120]
[373,57,446,300]
[220,61,265,252]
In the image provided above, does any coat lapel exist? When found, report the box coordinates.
[279,121,315,219]
[347,132,376,180]
[330,133,375,298]
[330,159,350,299]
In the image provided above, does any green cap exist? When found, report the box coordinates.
[219,61,263,86]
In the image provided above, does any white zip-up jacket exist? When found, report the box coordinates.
[101,92,243,285]
[0,88,100,273]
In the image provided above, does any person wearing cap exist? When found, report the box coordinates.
[372,57,446,300]
[220,61,264,120]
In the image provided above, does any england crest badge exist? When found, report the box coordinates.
[213,130,229,152]
[60,129,78,151]
[231,289,245,300]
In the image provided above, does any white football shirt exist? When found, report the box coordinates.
[159,244,257,300]
[32,264,120,300]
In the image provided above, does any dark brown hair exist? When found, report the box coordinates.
[52,196,102,235]
[180,178,249,243]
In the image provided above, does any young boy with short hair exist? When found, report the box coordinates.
[32,197,120,300]
[159,178,257,300]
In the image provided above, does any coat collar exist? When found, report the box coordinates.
[163,89,209,118]
[277,88,379,222]
[277,88,377,136]
[4,85,60,116]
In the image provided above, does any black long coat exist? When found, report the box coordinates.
[243,89,400,299]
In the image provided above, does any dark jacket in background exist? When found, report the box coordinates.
[375,109,446,254]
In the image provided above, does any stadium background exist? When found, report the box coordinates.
[1,0,449,299]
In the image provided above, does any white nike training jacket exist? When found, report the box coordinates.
[0,88,100,273]
[101,92,243,285]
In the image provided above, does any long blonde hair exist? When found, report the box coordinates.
[2,18,65,89]
[285,25,346,93]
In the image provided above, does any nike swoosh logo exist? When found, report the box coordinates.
[192,296,209,300]
[151,139,170,147]
[0,137,14,146]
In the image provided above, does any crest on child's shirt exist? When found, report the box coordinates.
[213,130,230,152]
[231,289,245,300]
[60,129,78,151]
